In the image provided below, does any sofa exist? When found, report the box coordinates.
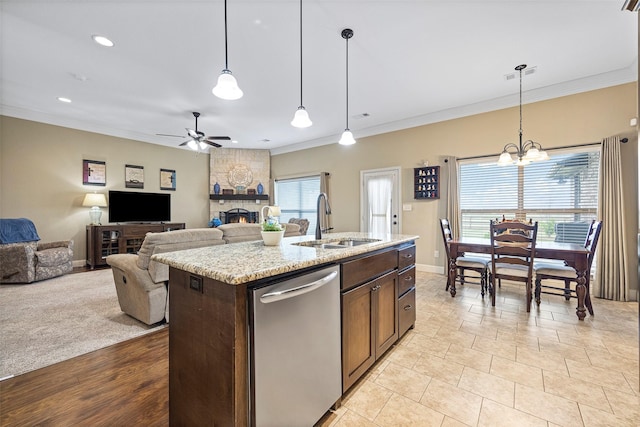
[0,218,74,284]
[106,223,302,325]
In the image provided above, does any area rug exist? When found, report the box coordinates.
[0,269,165,379]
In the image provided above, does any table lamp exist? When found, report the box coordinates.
[82,193,108,225]
[260,205,281,224]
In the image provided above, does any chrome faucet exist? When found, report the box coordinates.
[315,192,332,240]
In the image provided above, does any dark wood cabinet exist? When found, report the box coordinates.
[341,249,399,392]
[86,223,185,268]
[397,245,417,337]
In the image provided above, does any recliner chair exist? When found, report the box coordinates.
[0,218,74,284]
[106,228,225,325]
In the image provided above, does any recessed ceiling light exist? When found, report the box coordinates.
[57,97,72,103]
[260,139,271,143]
[92,35,114,47]
[232,140,239,144]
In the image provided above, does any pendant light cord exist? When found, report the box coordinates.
[223,0,229,70]
[345,33,349,129]
[518,65,524,150]
[299,0,303,106]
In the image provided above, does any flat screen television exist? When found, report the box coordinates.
[108,190,171,223]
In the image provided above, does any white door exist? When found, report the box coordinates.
[360,167,401,234]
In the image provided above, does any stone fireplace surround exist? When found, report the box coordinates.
[209,148,270,222]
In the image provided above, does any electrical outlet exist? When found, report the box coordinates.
[434,250,439,258]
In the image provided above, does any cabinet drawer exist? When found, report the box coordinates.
[342,249,397,290]
[398,288,416,337]
[125,224,165,235]
[398,265,416,297]
[398,245,416,271]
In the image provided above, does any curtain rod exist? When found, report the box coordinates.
[457,138,628,162]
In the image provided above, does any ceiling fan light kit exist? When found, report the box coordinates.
[339,28,356,146]
[179,112,230,151]
[212,0,243,100]
[291,0,312,128]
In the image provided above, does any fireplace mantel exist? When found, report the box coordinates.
[210,194,269,201]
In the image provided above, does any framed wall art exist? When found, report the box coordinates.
[160,168,176,191]
[125,164,144,188]
[83,159,106,186]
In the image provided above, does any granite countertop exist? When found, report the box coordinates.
[151,232,419,285]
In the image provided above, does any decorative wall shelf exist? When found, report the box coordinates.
[414,166,440,200]
[210,194,269,201]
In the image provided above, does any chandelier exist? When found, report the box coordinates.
[497,64,549,166]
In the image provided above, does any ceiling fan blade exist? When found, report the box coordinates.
[204,136,231,141]
[203,140,222,148]
[157,133,185,138]
[178,140,190,146]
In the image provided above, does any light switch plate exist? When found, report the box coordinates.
[402,203,412,211]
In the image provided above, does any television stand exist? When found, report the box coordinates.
[86,223,185,269]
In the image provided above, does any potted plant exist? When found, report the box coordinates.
[261,220,285,246]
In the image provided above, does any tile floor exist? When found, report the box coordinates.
[318,272,639,427]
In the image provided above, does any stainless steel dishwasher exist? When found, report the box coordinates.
[250,264,342,427]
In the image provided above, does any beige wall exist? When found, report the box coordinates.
[271,83,639,296]
[0,117,211,263]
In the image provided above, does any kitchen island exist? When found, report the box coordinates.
[152,231,418,426]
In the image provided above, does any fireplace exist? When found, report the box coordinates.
[220,208,259,224]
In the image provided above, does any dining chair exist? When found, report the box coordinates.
[488,219,538,311]
[439,218,489,296]
[534,220,602,315]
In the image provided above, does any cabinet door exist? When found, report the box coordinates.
[373,271,398,358]
[342,282,375,391]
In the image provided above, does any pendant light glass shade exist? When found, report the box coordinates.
[339,129,356,145]
[338,28,356,145]
[212,0,242,100]
[291,106,312,128]
[212,70,243,100]
[187,139,198,150]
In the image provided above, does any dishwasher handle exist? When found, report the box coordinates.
[260,270,338,304]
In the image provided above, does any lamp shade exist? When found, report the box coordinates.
[268,206,281,217]
[82,193,107,207]
[212,70,243,100]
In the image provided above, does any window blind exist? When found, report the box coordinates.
[458,146,600,246]
[274,175,320,235]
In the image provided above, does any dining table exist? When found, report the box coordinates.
[447,237,591,320]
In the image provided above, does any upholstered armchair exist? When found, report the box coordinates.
[106,228,225,325]
[0,219,74,284]
[288,218,310,235]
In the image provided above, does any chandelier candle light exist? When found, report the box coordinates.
[338,28,356,145]
[291,0,312,128]
[82,193,107,225]
[212,0,243,100]
[497,64,549,166]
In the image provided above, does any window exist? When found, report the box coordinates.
[458,146,600,245]
[274,175,321,235]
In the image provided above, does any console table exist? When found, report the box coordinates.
[86,223,185,268]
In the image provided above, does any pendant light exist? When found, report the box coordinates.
[497,64,549,166]
[338,28,355,145]
[291,0,312,128]
[212,0,243,100]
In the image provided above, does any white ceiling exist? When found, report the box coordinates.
[1,1,637,155]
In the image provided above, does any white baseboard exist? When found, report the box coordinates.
[415,263,445,275]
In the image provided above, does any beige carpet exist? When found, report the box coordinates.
[0,269,165,379]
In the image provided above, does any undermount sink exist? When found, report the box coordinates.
[292,238,381,249]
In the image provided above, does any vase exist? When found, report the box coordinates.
[213,182,220,194]
[257,182,264,195]
[261,230,285,246]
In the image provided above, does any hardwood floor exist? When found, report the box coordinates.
[0,328,169,426]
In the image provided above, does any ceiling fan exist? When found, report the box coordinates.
[158,112,231,150]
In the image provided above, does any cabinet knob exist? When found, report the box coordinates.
[403,304,412,311]
[404,276,413,281]
[404,254,413,259]
[371,285,381,291]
